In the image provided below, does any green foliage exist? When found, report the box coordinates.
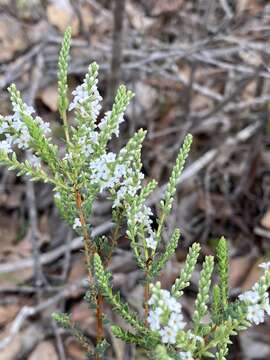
[150,228,181,278]
[216,237,229,314]
[58,26,71,141]
[193,256,214,335]
[8,84,60,173]
[52,312,92,352]
[156,133,192,245]
[93,253,146,333]
[155,345,174,360]
[98,85,134,152]
[1,28,270,360]
[171,242,201,298]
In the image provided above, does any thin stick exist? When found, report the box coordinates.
[95,292,104,359]
[62,110,70,144]
[107,0,126,107]
[144,280,150,325]
[74,188,95,267]
[74,188,103,359]
[144,258,152,325]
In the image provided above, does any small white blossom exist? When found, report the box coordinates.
[148,293,158,306]
[89,130,98,143]
[28,154,41,167]
[98,111,125,137]
[36,116,51,135]
[259,262,270,270]
[179,351,194,360]
[114,164,126,179]
[63,152,73,161]
[113,186,128,208]
[187,331,203,343]
[238,290,260,304]
[69,84,88,111]
[165,296,182,313]
[54,192,61,200]
[0,137,12,153]
[160,326,177,344]
[0,121,9,134]
[168,312,185,331]
[73,218,81,230]
[84,144,94,156]
[69,81,102,120]
[146,233,157,250]
[148,309,161,331]
[246,304,265,325]
[90,152,127,192]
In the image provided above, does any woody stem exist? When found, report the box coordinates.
[74,188,104,360]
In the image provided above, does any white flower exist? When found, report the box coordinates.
[54,192,61,200]
[160,289,171,302]
[246,304,265,325]
[264,302,270,316]
[84,144,94,156]
[36,116,51,135]
[89,130,98,143]
[91,86,102,119]
[98,111,110,131]
[24,104,35,116]
[90,152,129,192]
[260,292,270,315]
[168,312,185,331]
[165,296,182,313]
[69,80,102,119]
[179,351,194,360]
[187,331,203,343]
[259,262,270,270]
[63,152,73,161]
[238,290,260,304]
[160,326,177,344]
[147,309,161,331]
[98,111,125,137]
[148,295,157,306]
[28,154,41,167]
[0,121,9,134]
[69,84,88,111]
[13,125,31,149]
[73,218,81,230]
[0,138,12,153]
[146,234,157,250]
[114,164,126,179]
[113,186,128,208]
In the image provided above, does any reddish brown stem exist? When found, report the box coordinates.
[144,280,150,325]
[96,293,104,340]
[74,188,104,360]
[144,257,152,325]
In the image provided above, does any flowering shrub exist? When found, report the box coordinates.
[0,27,270,360]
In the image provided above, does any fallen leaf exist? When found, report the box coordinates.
[80,4,94,30]
[229,255,254,288]
[66,338,89,360]
[149,0,184,16]
[47,0,79,34]
[71,301,96,335]
[29,341,58,360]
[0,304,20,326]
[39,84,58,112]
[241,259,263,291]
[240,327,270,359]
[126,2,154,32]
[0,332,22,359]
[261,209,270,230]
[0,15,28,62]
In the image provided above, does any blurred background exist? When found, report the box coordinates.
[0,0,270,359]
